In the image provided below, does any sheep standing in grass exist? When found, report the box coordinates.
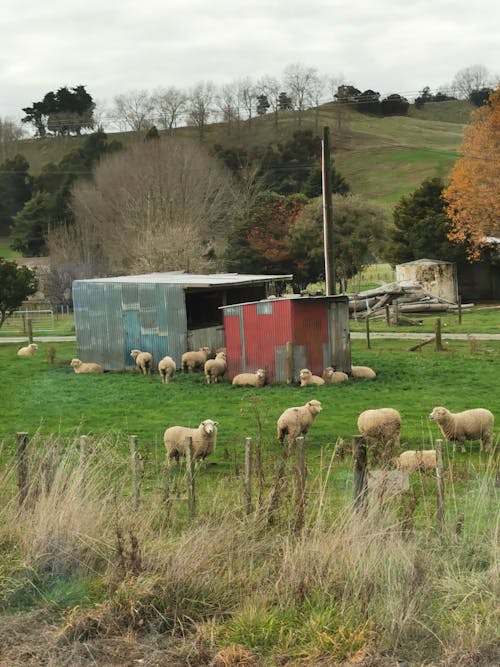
[181,346,211,373]
[299,368,325,386]
[70,358,104,374]
[323,367,349,384]
[158,356,176,383]
[396,450,436,472]
[204,351,227,385]
[232,368,266,387]
[429,406,494,452]
[351,365,377,379]
[130,349,153,375]
[277,399,322,445]
[17,343,38,357]
[164,419,218,466]
[357,408,402,464]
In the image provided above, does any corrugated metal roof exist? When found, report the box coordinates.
[73,272,292,288]
[220,294,348,310]
[396,258,455,266]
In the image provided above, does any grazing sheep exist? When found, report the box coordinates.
[232,368,266,387]
[158,355,176,383]
[396,449,437,472]
[130,349,153,375]
[357,408,402,464]
[299,368,325,386]
[323,367,349,384]
[429,406,494,452]
[70,358,104,374]
[204,351,227,384]
[277,399,323,445]
[351,365,377,379]
[17,343,38,357]
[164,419,219,466]
[181,346,211,373]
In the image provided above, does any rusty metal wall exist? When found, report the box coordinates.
[326,298,351,374]
[187,326,225,352]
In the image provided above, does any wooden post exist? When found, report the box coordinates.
[244,437,252,515]
[353,435,368,511]
[295,436,306,534]
[393,299,399,326]
[434,318,444,352]
[285,341,293,385]
[16,432,29,508]
[435,438,445,534]
[322,126,335,295]
[22,313,26,334]
[27,318,33,344]
[385,304,390,326]
[130,435,139,511]
[365,315,371,349]
[457,295,462,325]
[186,436,196,518]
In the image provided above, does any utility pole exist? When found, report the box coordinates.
[322,126,335,295]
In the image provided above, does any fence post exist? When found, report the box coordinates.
[16,432,29,508]
[435,438,445,534]
[186,436,196,518]
[457,295,462,325]
[27,318,33,344]
[353,435,368,511]
[286,342,293,384]
[295,436,306,534]
[244,437,253,515]
[385,304,390,326]
[365,315,371,349]
[130,435,140,511]
[393,299,399,326]
[434,318,444,352]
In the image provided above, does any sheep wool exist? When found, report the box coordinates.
[164,419,219,465]
[277,399,322,445]
[158,356,176,383]
[351,365,377,379]
[322,367,349,384]
[17,343,38,357]
[396,449,436,472]
[299,368,325,386]
[232,369,266,387]
[429,406,494,452]
[357,408,402,451]
[204,351,227,385]
[70,358,104,374]
[130,349,153,375]
[181,347,211,372]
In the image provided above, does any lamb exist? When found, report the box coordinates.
[357,408,402,464]
[429,406,494,452]
[181,346,211,373]
[299,368,325,386]
[130,349,153,375]
[17,343,38,357]
[232,368,266,387]
[396,449,437,472]
[277,399,323,445]
[164,419,218,466]
[322,367,349,384]
[158,355,176,383]
[351,365,377,379]
[70,358,104,374]
[204,351,227,384]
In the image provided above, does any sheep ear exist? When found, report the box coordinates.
[214,421,219,427]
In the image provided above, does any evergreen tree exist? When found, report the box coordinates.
[0,154,32,235]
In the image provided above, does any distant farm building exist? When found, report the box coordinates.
[395,259,458,303]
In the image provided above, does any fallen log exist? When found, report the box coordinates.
[409,337,436,351]
[399,303,450,313]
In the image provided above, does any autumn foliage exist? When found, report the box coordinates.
[444,87,500,258]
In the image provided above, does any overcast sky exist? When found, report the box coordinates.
[1,0,499,126]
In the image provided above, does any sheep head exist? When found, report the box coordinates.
[300,368,312,381]
[200,419,219,435]
[307,400,322,415]
[130,349,141,360]
[70,358,82,368]
[429,407,448,423]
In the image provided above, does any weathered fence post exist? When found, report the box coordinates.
[365,315,371,349]
[457,295,462,325]
[130,435,140,511]
[185,436,196,518]
[27,318,33,344]
[286,342,293,384]
[385,304,390,326]
[244,437,253,515]
[353,435,368,511]
[16,432,29,508]
[295,436,306,534]
[393,299,399,326]
[434,318,444,352]
[435,438,445,534]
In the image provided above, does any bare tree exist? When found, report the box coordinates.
[283,63,319,126]
[0,118,24,161]
[151,87,188,132]
[215,82,240,130]
[187,81,216,139]
[112,90,155,131]
[238,77,256,125]
[256,75,281,127]
[451,65,491,99]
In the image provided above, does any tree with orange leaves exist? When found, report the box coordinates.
[444,87,500,259]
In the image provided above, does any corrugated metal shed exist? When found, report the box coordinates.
[395,259,458,303]
[222,295,351,383]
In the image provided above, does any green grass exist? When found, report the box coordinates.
[0,237,20,259]
[0,313,74,337]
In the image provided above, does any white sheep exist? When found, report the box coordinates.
[17,343,38,357]
[232,368,267,387]
[204,351,227,385]
[277,399,323,445]
[299,368,325,386]
[70,358,104,374]
[322,367,349,384]
[357,408,402,464]
[351,365,377,379]
[429,406,494,452]
[181,346,211,373]
[158,355,176,383]
[130,349,153,375]
[164,419,219,466]
[396,450,437,472]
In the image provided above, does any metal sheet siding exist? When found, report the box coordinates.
[327,300,351,373]
[223,306,243,378]
[291,300,328,377]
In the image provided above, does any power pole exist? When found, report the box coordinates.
[322,126,335,295]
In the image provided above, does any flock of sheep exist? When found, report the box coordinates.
[17,342,496,469]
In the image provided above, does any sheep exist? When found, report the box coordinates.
[70,358,104,374]
[429,406,494,452]
[17,343,38,357]
[396,450,437,472]
[164,419,218,466]
[357,408,402,465]
[181,346,211,373]
[322,367,349,384]
[158,355,176,383]
[232,368,266,387]
[204,351,227,385]
[351,365,377,379]
[277,399,323,445]
[130,349,153,375]
[299,368,325,386]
